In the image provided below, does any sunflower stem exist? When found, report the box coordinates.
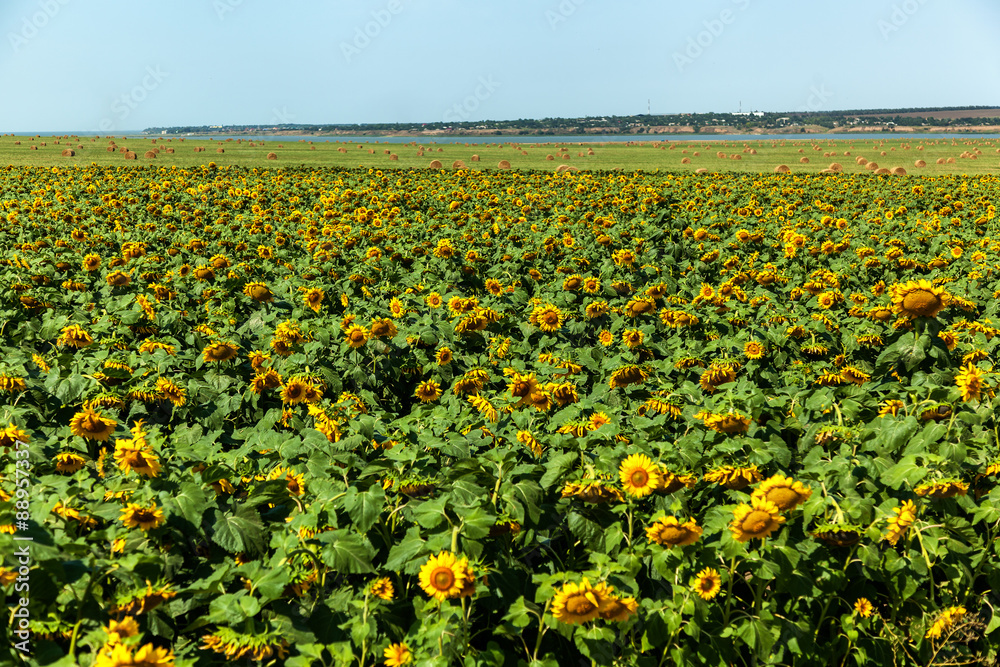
[721,556,739,626]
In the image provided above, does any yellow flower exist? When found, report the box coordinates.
[370,318,398,339]
[729,495,785,542]
[0,423,30,450]
[890,280,948,319]
[530,303,565,332]
[119,503,165,531]
[551,578,607,624]
[94,643,175,667]
[693,568,722,600]
[369,577,394,601]
[955,363,989,402]
[926,606,967,640]
[619,453,661,498]
[303,287,324,312]
[415,380,442,403]
[752,474,812,511]
[54,451,86,474]
[854,598,874,618]
[621,329,644,349]
[883,500,917,546]
[202,341,239,363]
[418,551,467,601]
[914,480,968,499]
[645,516,702,547]
[345,324,369,349]
[70,408,117,441]
[744,340,766,359]
[156,377,186,407]
[383,642,412,666]
[243,281,273,303]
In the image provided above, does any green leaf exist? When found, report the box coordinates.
[211,505,266,556]
[318,529,375,573]
[343,484,385,534]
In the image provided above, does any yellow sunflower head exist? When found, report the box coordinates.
[752,474,812,511]
[418,551,466,601]
[890,279,948,319]
[619,453,661,498]
[729,495,785,542]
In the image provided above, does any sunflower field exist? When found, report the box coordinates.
[2,162,1000,666]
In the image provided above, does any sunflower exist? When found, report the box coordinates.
[914,480,968,499]
[415,380,442,403]
[645,516,702,547]
[883,500,917,546]
[301,287,324,313]
[425,292,443,308]
[435,347,453,366]
[418,551,467,601]
[344,325,369,349]
[0,375,27,393]
[138,339,176,356]
[57,324,93,348]
[369,577,394,601]
[729,496,785,542]
[383,642,412,667]
[54,451,86,474]
[699,364,737,392]
[955,363,989,402]
[103,616,140,644]
[854,598,874,618]
[516,430,543,457]
[926,606,967,640]
[608,364,650,389]
[202,342,238,363]
[370,318,398,339]
[622,329,644,349]
[598,329,614,346]
[94,643,175,667]
[119,502,165,531]
[752,474,812,511]
[82,254,101,271]
[624,297,657,317]
[530,303,565,332]
[744,340,766,359]
[585,300,609,319]
[155,377,186,407]
[890,280,948,318]
[0,423,29,450]
[619,453,661,498]
[70,408,117,441]
[693,568,722,600]
[583,277,602,293]
[114,436,161,478]
[811,523,864,547]
[389,297,405,318]
[280,379,309,404]
[106,270,131,287]
[201,627,290,662]
[551,578,607,624]
[243,281,273,303]
[701,412,751,435]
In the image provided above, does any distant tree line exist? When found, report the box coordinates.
[144,107,999,136]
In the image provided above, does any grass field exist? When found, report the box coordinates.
[2,132,999,175]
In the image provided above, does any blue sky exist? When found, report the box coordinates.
[1,0,998,131]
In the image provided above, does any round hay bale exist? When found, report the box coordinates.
[681,157,691,164]
[124,151,137,160]
[693,152,700,157]
[416,151,424,157]
[866,162,879,170]
[384,149,391,154]
[946,157,956,164]
[452,160,466,169]
[732,154,742,161]
[880,151,887,156]
[891,167,907,175]
[936,157,946,164]
[844,151,851,156]
[555,164,579,173]
[338,147,347,153]
[470,154,480,161]
[61,149,75,157]
[717,151,726,158]
[856,157,867,165]
[389,154,398,161]
[30,146,37,150]
[267,152,277,160]
[497,160,512,170]
[14,141,20,145]
[828,163,843,172]
[914,160,926,167]
[800,157,810,164]
[546,155,555,160]
[874,168,891,175]
[774,164,790,173]
[106,146,116,152]
[695,167,709,174]
[164,148,174,154]
[216,148,225,154]
[429,160,443,169]
[143,150,157,159]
